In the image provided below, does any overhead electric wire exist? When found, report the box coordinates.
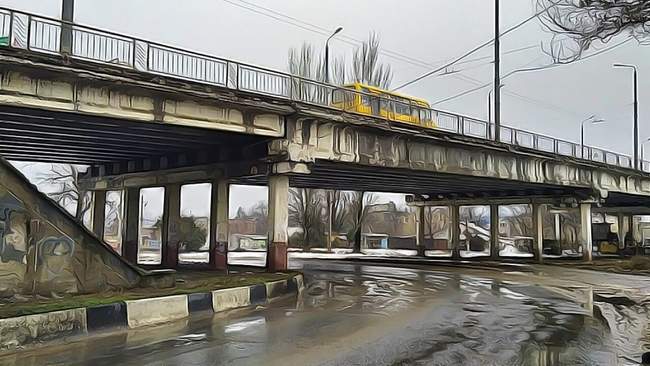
[221,0,543,77]
[391,2,562,91]
[430,36,633,109]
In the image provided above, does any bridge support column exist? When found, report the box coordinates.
[616,212,629,248]
[210,180,229,271]
[91,190,106,239]
[451,205,461,260]
[532,203,544,263]
[416,206,426,257]
[490,205,500,260]
[267,175,289,271]
[164,184,181,268]
[580,203,593,262]
[122,187,140,264]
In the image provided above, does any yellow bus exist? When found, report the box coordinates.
[331,83,436,129]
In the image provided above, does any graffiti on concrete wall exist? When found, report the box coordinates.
[0,163,141,300]
[0,192,28,298]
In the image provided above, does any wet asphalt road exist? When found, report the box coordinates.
[2,259,649,366]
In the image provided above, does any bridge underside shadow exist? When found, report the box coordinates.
[236,160,594,200]
[0,106,269,164]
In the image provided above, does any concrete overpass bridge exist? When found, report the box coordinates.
[1,7,649,274]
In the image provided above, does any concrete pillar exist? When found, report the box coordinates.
[267,175,289,271]
[451,204,461,260]
[532,203,544,263]
[122,187,140,264]
[580,203,593,262]
[210,180,229,270]
[616,212,628,245]
[164,184,181,268]
[490,205,500,259]
[554,213,561,242]
[92,190,106,239]
[416,206,426,257]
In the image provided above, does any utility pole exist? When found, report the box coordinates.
[613,64,639,169]
[60,0,74,54]
[493,0,501,142]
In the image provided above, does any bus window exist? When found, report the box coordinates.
[411,106,419,118]
[394,98,410,115]
[420,109,432,121]
[360,87,372,106]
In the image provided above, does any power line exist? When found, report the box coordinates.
[220,0,437,68]
[392,3,559,91]
[431,36,632,108]
[221,0,543,78]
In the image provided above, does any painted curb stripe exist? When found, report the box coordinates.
[0,274,304,351]
[187,292,213,313]
[86,302,127,332]
[125,294,189,328]
[265,279,289,299]
[249,284,267,305]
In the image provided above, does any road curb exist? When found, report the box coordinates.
[0,273,304,352]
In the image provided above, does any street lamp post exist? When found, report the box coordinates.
[580,115,605,159]
[613,63,639,170]
[324,27,343,83]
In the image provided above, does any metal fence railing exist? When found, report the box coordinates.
[0,7,642,172]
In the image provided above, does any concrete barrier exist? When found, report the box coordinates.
[265,279,289,299]
[125,295,189,328]
[212,287,251,312]
[0,273,304,353]
[0,308,87,351]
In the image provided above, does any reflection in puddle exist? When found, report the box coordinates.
[2,262,648,366]
[298,263,645,365]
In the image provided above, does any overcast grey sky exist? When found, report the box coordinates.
[3,0,649,158]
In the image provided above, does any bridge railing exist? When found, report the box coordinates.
[0,7,639,172]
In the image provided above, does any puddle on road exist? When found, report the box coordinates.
[1,262,648,366]
[292,263,649,366]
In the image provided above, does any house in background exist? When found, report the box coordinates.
[362,202,417,249]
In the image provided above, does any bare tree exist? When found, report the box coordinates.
[351,33,392,89]
[537,0,650,62]
[424,206,451,239]
[288,32,393,88]
[348,192,377,252]
[37,164,90,217]
[288,188,325,249]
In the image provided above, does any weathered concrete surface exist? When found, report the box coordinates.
[125,295,189,328]
[0,62,285,138]
[269,118,650,198]
[0,157,141,299]
[265,279,288,299]
[212,287,251,312]
[0,308,87,351]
